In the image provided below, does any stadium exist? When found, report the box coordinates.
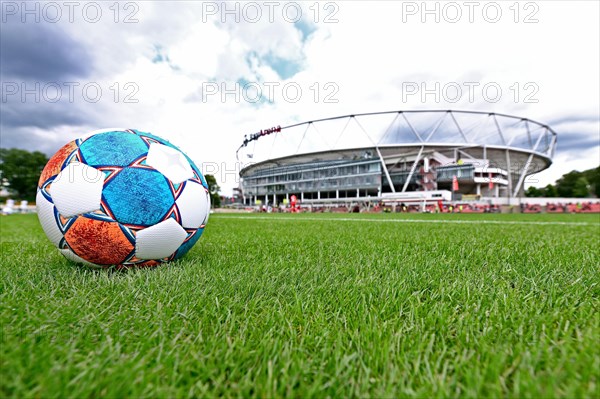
[237,110,558,210]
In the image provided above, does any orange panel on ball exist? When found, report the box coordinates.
[38,140,79,187]
[64,217,134,265]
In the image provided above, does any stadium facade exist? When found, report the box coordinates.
[237,110,557,207]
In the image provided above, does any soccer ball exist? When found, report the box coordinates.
[36,129,210,269]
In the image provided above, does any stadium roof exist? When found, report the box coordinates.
[237,110,557,162]
[238,110,558,198]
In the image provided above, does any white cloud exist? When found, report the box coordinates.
[168,21,230,77]
[3,1,599,195]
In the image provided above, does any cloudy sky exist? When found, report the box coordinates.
[1,1,598,194]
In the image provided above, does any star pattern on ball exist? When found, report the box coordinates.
[36,129,210,269]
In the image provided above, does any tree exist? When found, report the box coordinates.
[525,166,599,198]
[582,166,600,197]
[544,184,558,197]
[556,170,582,197]
[205,174,221,208]
[0,148,48,201]
[572,177,590,198]
[525,186,543,197]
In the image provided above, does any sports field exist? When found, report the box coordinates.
[1,212,598,398]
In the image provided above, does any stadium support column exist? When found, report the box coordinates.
[402,146,424,192]
[513,153,534,198]
[513,130,545,198]
[549,132,557,158]
[505,150,513,198]
[376,147,395,193]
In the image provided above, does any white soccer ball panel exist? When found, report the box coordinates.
[59,248,102,268]
[176,181,210,228]
[204,190,211,224]
[79,127,129,141]
[135,218,187,260]
[36,190,63,247]
[51,162,104,217]
[146,143,194,184]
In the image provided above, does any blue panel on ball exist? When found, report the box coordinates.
[80,131,149,167]
[173,228,204,259]
[103,168,174,226]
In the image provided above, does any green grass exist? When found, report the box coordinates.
[1,212,599,398]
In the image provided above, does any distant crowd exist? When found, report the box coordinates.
[254,201,600,214]
[522,201,600,214]
[258,203,503,214]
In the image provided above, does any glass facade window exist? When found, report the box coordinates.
[436,165,474,181]
[242,159,381,195]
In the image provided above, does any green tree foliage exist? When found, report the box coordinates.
[583,166,600,197]
[0,148,48,201]
[544,184,558,198]
[556,170,583,197]
[572,177,590,198]
[525,186,543,197]
[205,174,221,208]
[525,166,599,198]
